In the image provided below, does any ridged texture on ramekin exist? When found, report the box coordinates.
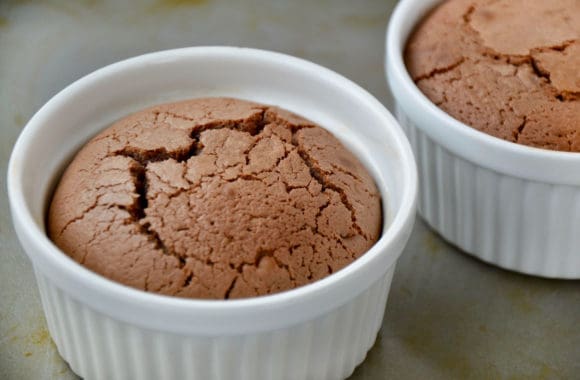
[396,105,580,278]
[35,266,394,380]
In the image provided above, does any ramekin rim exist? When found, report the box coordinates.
[8,47,417,329]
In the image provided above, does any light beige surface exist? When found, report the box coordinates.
[1,1,579,379]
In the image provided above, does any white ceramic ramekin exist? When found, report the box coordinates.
[386,0,580,279]
[8,47,417,380]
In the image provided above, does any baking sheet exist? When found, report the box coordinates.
[1,0,579,379]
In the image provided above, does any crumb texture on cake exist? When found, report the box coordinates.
[405,0,580,151]
[48,98,381,299]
